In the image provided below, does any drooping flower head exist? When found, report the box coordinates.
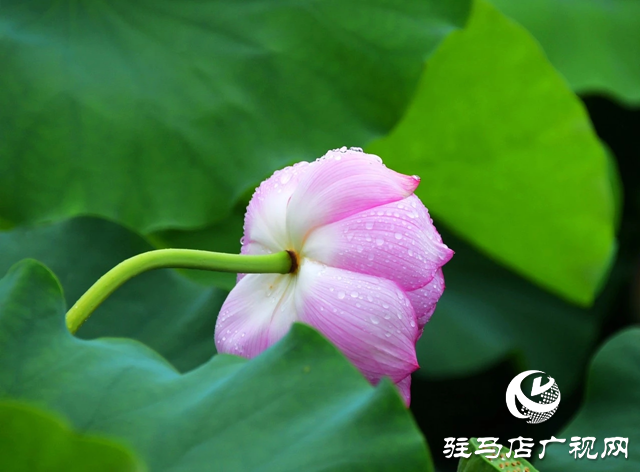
[215,147,453,404]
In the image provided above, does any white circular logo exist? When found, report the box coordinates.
[505,370,561,424]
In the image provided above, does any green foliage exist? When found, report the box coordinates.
[0,260,434,472]
[370,0,616,306]
[0,400,144,472]
[0,0,470,233]
[0,217,223,372]
[542,328,640,471]
[0,0,636,469]
[415,231,609,392]
[491,0,640,104]
[457,438,537,472]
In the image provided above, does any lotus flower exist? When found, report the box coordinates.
[215,147,453,404]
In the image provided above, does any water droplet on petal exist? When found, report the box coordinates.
[280,173,292,184]
[365,221,374,230]
[375,238,384,246]
[338,291,346,299]
[370,316,379,325]
[395,233,402,240]
[350,291,358,298]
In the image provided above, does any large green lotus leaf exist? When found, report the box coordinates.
[0,217,224,372]
[490,0,640,104]
[415,231,611,393]
[369,0,616,306]
[541,328,640,471]
[0,400,144,472]
[0,0,470,233]
[0,260,433,472]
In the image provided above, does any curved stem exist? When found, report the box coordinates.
[66,249,293,334]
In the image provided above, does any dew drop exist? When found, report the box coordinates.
[365,221,374,230]
[337,291,346,299]
[394,232,402,240]
[382,303,390,309]
[375,238,384,246]
[350,291,358,298]
[280,173,292,185]
[370,316,379,325]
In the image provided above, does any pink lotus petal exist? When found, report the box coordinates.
[406,268,445,330]
[216,149,452,404]
[242,161,311,253]
[304,194,453,291]
[215,273,298,357]
[286,148,420,249]
[395,375,412,406]
[295,261,420,385]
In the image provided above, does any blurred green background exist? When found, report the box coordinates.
[0,0,638,470]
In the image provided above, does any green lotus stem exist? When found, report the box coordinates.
[65,249,293,334]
